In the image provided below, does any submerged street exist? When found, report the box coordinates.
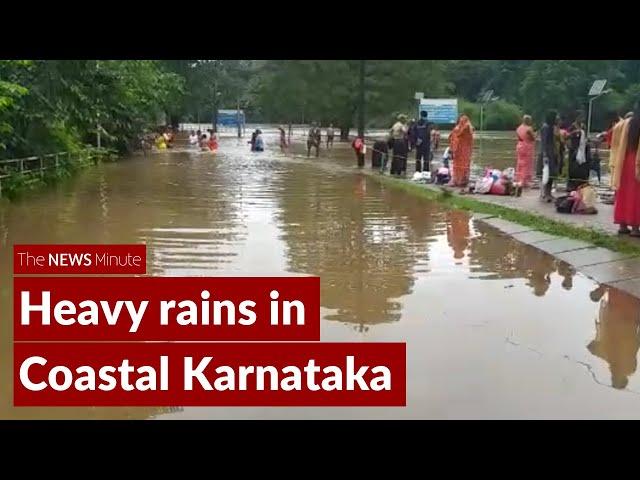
[3,130,640,419]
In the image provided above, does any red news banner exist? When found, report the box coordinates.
[14,276,321,341]
[13,244,407,407]
[15,342,406,406]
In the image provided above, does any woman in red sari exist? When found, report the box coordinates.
[611,102,640,236]
[448,114,474,190]
[515,114,536,189]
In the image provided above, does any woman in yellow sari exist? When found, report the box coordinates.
[449,114,474,190]
[155,133,167,150]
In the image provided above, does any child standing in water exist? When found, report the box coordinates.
[352,136,366,167]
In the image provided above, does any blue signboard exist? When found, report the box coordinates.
[418,99,458,124]
[216,109,245,127]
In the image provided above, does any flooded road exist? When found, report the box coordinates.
[1,131,637,419]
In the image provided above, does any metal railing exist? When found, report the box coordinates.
[0,150,99,197]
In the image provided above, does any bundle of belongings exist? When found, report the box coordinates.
[471,167,516,196]
[555,183,598,214]
[412,171,431,183]
[434,165,450,185]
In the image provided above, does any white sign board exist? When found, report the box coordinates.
[419,98,459,124]
[414,92,424,100]
[589,80,607,97]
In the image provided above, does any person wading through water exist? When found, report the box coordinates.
[389,114,409,176]
[412,110,432,173]
[326,123,335,149]
[248,130,257,151]
[307,122,321,157]
[278,126,288,152]
[254,129,264,152]
[352,135,366,167]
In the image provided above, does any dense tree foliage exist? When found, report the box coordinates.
[3,59,640,160]
[0,60,183,159]
[252,60,640,133]
[251,60,450,137]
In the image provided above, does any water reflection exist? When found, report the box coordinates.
[446,210,470,261]
[467,221,560,297]
[0,130,639,418]
[274,167,443,326]
[587,286,640,390]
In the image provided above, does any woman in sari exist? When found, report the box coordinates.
[610,101,640,236]
[515,115,535,190]
[448,114,474,190]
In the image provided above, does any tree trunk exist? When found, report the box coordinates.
[288,122,292,144]
[212,106,218,133]
[357,60,366,137]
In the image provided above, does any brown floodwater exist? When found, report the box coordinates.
[0,130,636,419]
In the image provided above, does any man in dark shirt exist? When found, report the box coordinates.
[413,110,432,172]
[307,122,321,158]
[540,110,559,202]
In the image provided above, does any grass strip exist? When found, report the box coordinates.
[371,175,640,256]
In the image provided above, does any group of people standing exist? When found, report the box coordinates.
[380,111,471,190]
[515,112,602,202]
[306,122,335,157]
[188,129,218,152]
[151,128,176,150]
[514,104,640,233]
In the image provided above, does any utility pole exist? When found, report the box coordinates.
[587,80,611,140]
[96,60,101,149]
[236,97,242,138]
[212,70,219,133]
[358,60,366,138]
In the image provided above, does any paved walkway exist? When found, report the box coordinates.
[403,180,640,300]
[451,186,618,234]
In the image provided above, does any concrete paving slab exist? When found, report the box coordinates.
[481,218,535,235]
[606,277,640,298]
[555,248,635,268]
[579,258,640,283]
[533,238,594,254]
[511,231,561,245]
[472,213,497,221]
